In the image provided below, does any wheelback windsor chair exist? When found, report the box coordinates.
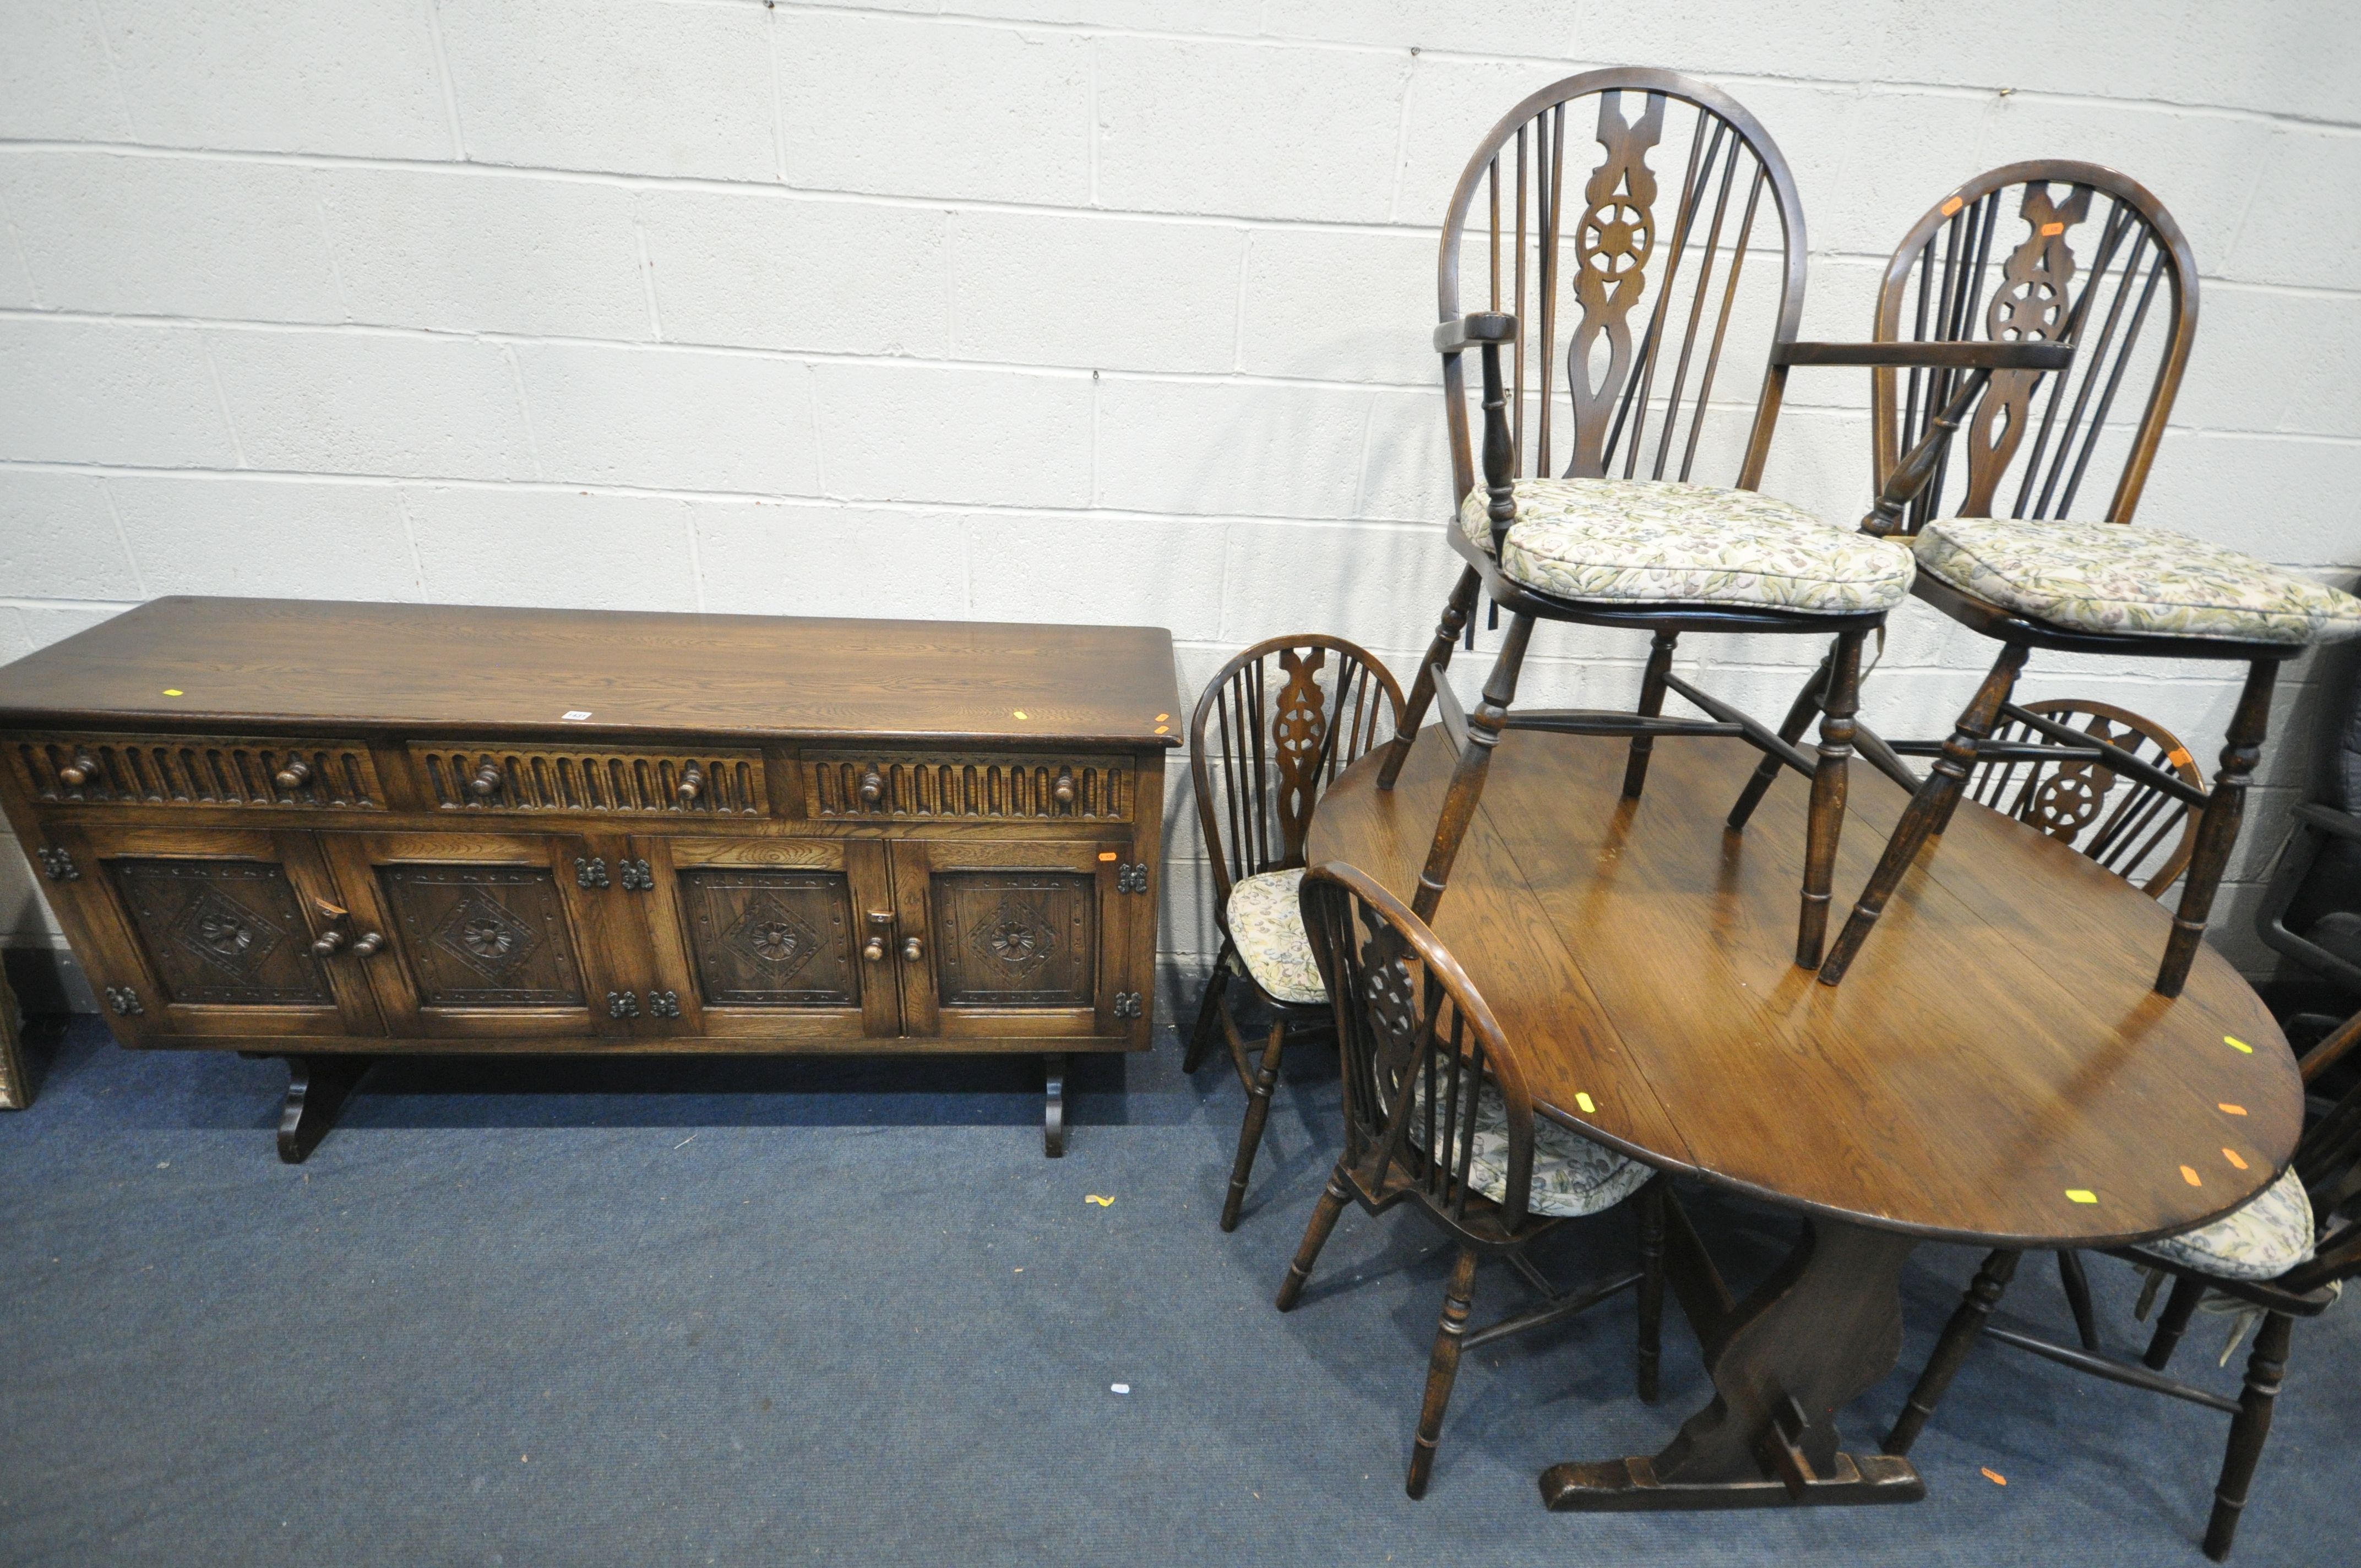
[1881,1033,2361,1559]
[1378,69,2067,967]
[1280,862,1666,1499]
[1737,160,2361,995]
[1182,635,1404,1231]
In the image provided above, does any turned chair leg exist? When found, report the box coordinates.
[1620,630,1682,800]
[1636,1178,1667,1404]
[1220,1017,1290,1232]
[2144,1273,2207,1370]
[1378,565,1483,790]
[1410,612,1536,924]
[2204,1310,2292,1561]
[1406,1244,1482,1500]
[1821,643,2030,987]
[1885,1248,2020,1455]
[1797,630,1865,970]
[1276,1169,1353,1311]
[2057,1249,2101,1352]
[1182,948,1233,1076]
[2158,660,2276,999]
[1728,646,1834,832]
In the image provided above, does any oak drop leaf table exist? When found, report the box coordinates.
[0,597,1182,1160]
[1308,726,2302,1511]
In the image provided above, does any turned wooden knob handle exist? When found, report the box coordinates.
[469,759,503,796]
[350,931,384,958]
[858,769,884,805]
[862,935,886,962]
[676,763,704,805]
[57,754,100,787]
[310,929,346,956]
[275,758,313,790]
[1052,767,1076,804]
[901,935,923,962]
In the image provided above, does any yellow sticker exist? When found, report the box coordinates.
[1155,713,1169,722]
[2218,1103,2247,1116]
[1575,1092,1596,1114]
[2223,1148,2249,1171]
[2225,1036,2253,1054]
[2180,1165,2202,1186]
[1981,1468,2008,1487]
[1013,710,1027,720]
[161,688,184,697]
[1154,725,1170,734]
[1085,1194,1114,1207]
[2065,1189,2098,1204]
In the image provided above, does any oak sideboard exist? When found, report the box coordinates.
[0,598,1181,1160]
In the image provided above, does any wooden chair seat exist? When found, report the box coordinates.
[1222,867,1326,1005]
[1410,1075,1655,1217]
[1914,519,2361,646]
[2134,1166,2318,1282]
[1462,477,1916,616]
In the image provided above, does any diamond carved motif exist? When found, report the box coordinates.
[429,891,538,983]
[723,892,822,982]
[970,897,1057,981]
[173,888,286,981]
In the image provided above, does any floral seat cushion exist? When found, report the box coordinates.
[1916,519,2361,646]
[1460,477,1915,616]
[2134,1166,2316,1282]
[1224,867,1326,1005]
[1411,1077,1654,1218]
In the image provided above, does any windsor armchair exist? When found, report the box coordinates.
[1885,1038,2361,1560]
[1754,161,2361,994]
[1183,635,1404,1231]
[1381,70,2063,971]
[1279,862,1665,1499]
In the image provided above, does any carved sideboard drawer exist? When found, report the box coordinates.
[413,743,769,816]
[8,733,385,810]
[804,750,1133,821]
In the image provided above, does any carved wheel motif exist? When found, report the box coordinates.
[1356,906,1422,1082]
[429,891,539,983]
[173,888,285,980]
[1578,201,1653,279]
[724,892,823,980]
[972,898,1058,980]
[2026,715,2126,843]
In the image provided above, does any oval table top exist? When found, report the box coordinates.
[1308,726,2304,1249]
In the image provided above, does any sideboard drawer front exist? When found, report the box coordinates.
[805,752,1132,822]
[10,733,384,810]
[414,745,769,816]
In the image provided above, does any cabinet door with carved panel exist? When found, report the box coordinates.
[41,824,384,1044]
[316,831,634,1042]
[629,835,899,1044]
[890,840,1138,1042]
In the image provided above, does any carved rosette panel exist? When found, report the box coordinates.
[679,869,858,1007]
[378,864,585,1008]
[930,872,1095,1008]
[1961,183,2094,514]
[110,858,331,1006]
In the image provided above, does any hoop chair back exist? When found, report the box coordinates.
[1189,636,1405,911]
[1435,68,1808,504]
[1299,862,1543,1240]
[1870,160,2198,532]
[1965,698,2207,895]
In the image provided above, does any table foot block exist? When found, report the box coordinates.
[1540,1452,1925,1512]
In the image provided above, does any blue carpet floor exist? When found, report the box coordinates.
[2,990,2354,1567]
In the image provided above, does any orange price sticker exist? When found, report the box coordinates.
[1098,852,1119,862]
[2180,1165,2202,1187]
[1981,1467,2008,1487]
[1940,195,1966,216]
[2218,1103,2247,1116]
[2223,1148,2249,1171]
[2040,221,2066,236]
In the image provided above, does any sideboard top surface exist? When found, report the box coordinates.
[0,597,1183,746]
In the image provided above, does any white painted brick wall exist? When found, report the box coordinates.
[0,1,2354,989]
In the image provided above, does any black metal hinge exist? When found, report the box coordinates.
[619,858,654,891]
[1112,992,1143,1020]
[1115,862,1149,894]
[104,986,143,1016]
[606,990,640,1019]
[649,990,681,1019]
[575,856,610,889]
[36,847,78,881]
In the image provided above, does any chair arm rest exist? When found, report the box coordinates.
[2294,801,2361,843]
[1776,340,2074,371]
[1434,312,1519,353]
